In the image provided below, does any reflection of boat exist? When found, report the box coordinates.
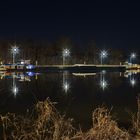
[4,64,25,70]
[125,69,140,74]
[3,64,35,71]
[124,69,140,77]
[0,72,38,82]
[0,65,6,71]
[72,73,96,77]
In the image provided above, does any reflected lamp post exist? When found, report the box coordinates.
[130,78,136,87]
[62,71,70,93]
[11,45,19,64]
[100,50,108,65]
[63,81,70,93]
[62,48,70,65]
[11,75,19,97]
[99,72,108,91]
[129,75,136,87]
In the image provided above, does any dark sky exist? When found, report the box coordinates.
[0,0,140,49]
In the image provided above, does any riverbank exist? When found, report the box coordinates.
[0,98,140,140]
[3,64,140,73]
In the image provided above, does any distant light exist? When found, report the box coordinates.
[11,86,18,97]
[11,45,19,55]
[26,65,34,69]
[27,72,34,76]
[100,50,108,58]
[102,70,106,74]
[100,79,108,90]
[63,48,70,57]
[130,78,136,87]
[130,53,136,59]
[21,61,24,64]
[63,82,70,93]
[100,50,108,64]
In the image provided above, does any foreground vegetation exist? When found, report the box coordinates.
[0,98,140,140]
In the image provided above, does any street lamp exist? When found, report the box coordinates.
[62,48,70,65]
[11,45,19,64]
[100,50,108,65]
[130,53,136,65]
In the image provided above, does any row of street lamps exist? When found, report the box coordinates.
[10,45,137,65]
[62,48,137,65]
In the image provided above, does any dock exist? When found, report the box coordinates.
[2,64,140,72]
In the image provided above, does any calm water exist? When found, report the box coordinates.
[0,70,139,129]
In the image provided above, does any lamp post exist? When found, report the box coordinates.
[130,53,136,65]
[62,48,70,65]
[100,50,108,65]
[11,45,19,64]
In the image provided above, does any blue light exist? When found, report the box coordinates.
[27,72,35,76]
[26,65,34,69]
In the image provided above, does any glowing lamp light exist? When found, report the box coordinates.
[11,45,19,55]
[63,82,70,93]
[100,50,108,64]
[130,52,137,64]
[100,79,108,90]
[100,50,108,58]
[63,48,70,57]
[62,48,70,65]
[130,53,136,59]
[27,72,35,76]
[130,78,136,87]
[26,65,34,69]
[10,45,19,64]
[11,86,18,97]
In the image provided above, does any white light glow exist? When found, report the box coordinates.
[100,78,108,90]
[130,78,136,87]
[11,86,18,97]
[100,50,108,58]
[63,48,70,57]
[130,53,136,59]
[63,82,70,93]
[11,45,19,55]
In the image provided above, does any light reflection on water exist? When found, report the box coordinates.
[0,70,140,129]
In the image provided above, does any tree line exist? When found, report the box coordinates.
[0,37,138,65]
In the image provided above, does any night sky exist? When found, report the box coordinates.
[0,0,140,49]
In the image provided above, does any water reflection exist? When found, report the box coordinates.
[63,81,70,93]
[11,75,19,97]
[130,77,136,87]
[99,71,108,91]
[0,70,140,130]
[11,85,18,97]
[62,71,70,93]
[2,72,39,97]
[129,73,137,87]
[0,70,139,97]
[124,69,140,78]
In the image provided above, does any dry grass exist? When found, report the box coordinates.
[130,95,140,140]
[0,99,75,140]
[72,107,130,140]
[0,98,139,140]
